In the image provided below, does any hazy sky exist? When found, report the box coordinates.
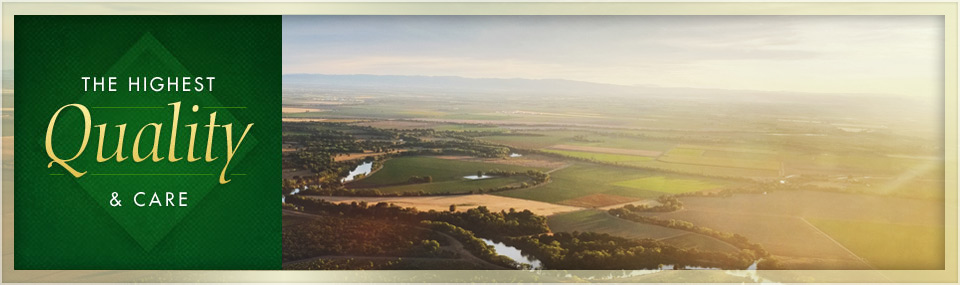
[283,16,943,98]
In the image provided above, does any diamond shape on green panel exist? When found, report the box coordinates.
[50,33,258,251]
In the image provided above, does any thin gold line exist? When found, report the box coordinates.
[91,106,164,109]
[90,173,214,176]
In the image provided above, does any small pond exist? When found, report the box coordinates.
[341,161,373,183]
[481,238,542,270]
[463,174,495,180]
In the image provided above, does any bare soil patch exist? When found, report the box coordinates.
[304,194,584,216]
[333,150,405,162]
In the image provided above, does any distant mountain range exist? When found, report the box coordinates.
[283,73,641,96]
[282,73,906,103]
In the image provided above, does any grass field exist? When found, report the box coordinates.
[543,149,655,163]
[437,113,515,121]
[355,120,439,129]
[479,130,594,149]
[665,147,705,156]
[647,208,862,265]
[806,218,944,270]
[786,152,943,178]
[496,163,728,206]
[611,176,722,194]
[566,136,677,152]
[659,146,782,171]
[347,156,544,194]
[366,176,531,195]
[625,159,782,178]
[431,124,503,132]
[548,144,662,157]
[541,146,780,178]
[643,191,944,269]
[548,210,740,253]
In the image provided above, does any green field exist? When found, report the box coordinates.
[548,210,739,253]
[496,163,728,204]
[566,136,677,152]
[363,176,532,194]
[479,130,594,149]
[666,147,705,156]
[298,105,450,119]
[611,176,722,194]
[487,129,783,178]
[624,159,781,178]
[659,146,782,171]
[347,156,544,194]
[543,149,654,163]
[806,218,944,270]
[436,113,515,121]
[431,124,503,132]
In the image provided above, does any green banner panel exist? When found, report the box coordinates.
[14,16,281,269]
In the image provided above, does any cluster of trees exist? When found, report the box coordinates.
[285,196,550,239]
[299,187,436,197]
[282,122,406,186]
[621,196,683,212]
[608,207,771,263]
[420,220,525,269]
[485,169,550,184]
[282,122,548,198]
[282,211,453,262]
[283,123,404,156]
[503,231,760,270]
[407,175,433,184]
[295,169,550,197]
[282,258,403,270]
[402,140,511,158]
[284,196,785,270]
[282,157,389,196]
[571,134,603,143]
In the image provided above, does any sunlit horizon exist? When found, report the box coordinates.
[283,15,943,99]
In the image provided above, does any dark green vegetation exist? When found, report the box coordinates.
[420,220,526,269]
[283,196,769,270]
[282,212,454,262]
[609,207,771,261]
[505,231,761,270]
[282,195,545,270]
[547,210,740,254]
